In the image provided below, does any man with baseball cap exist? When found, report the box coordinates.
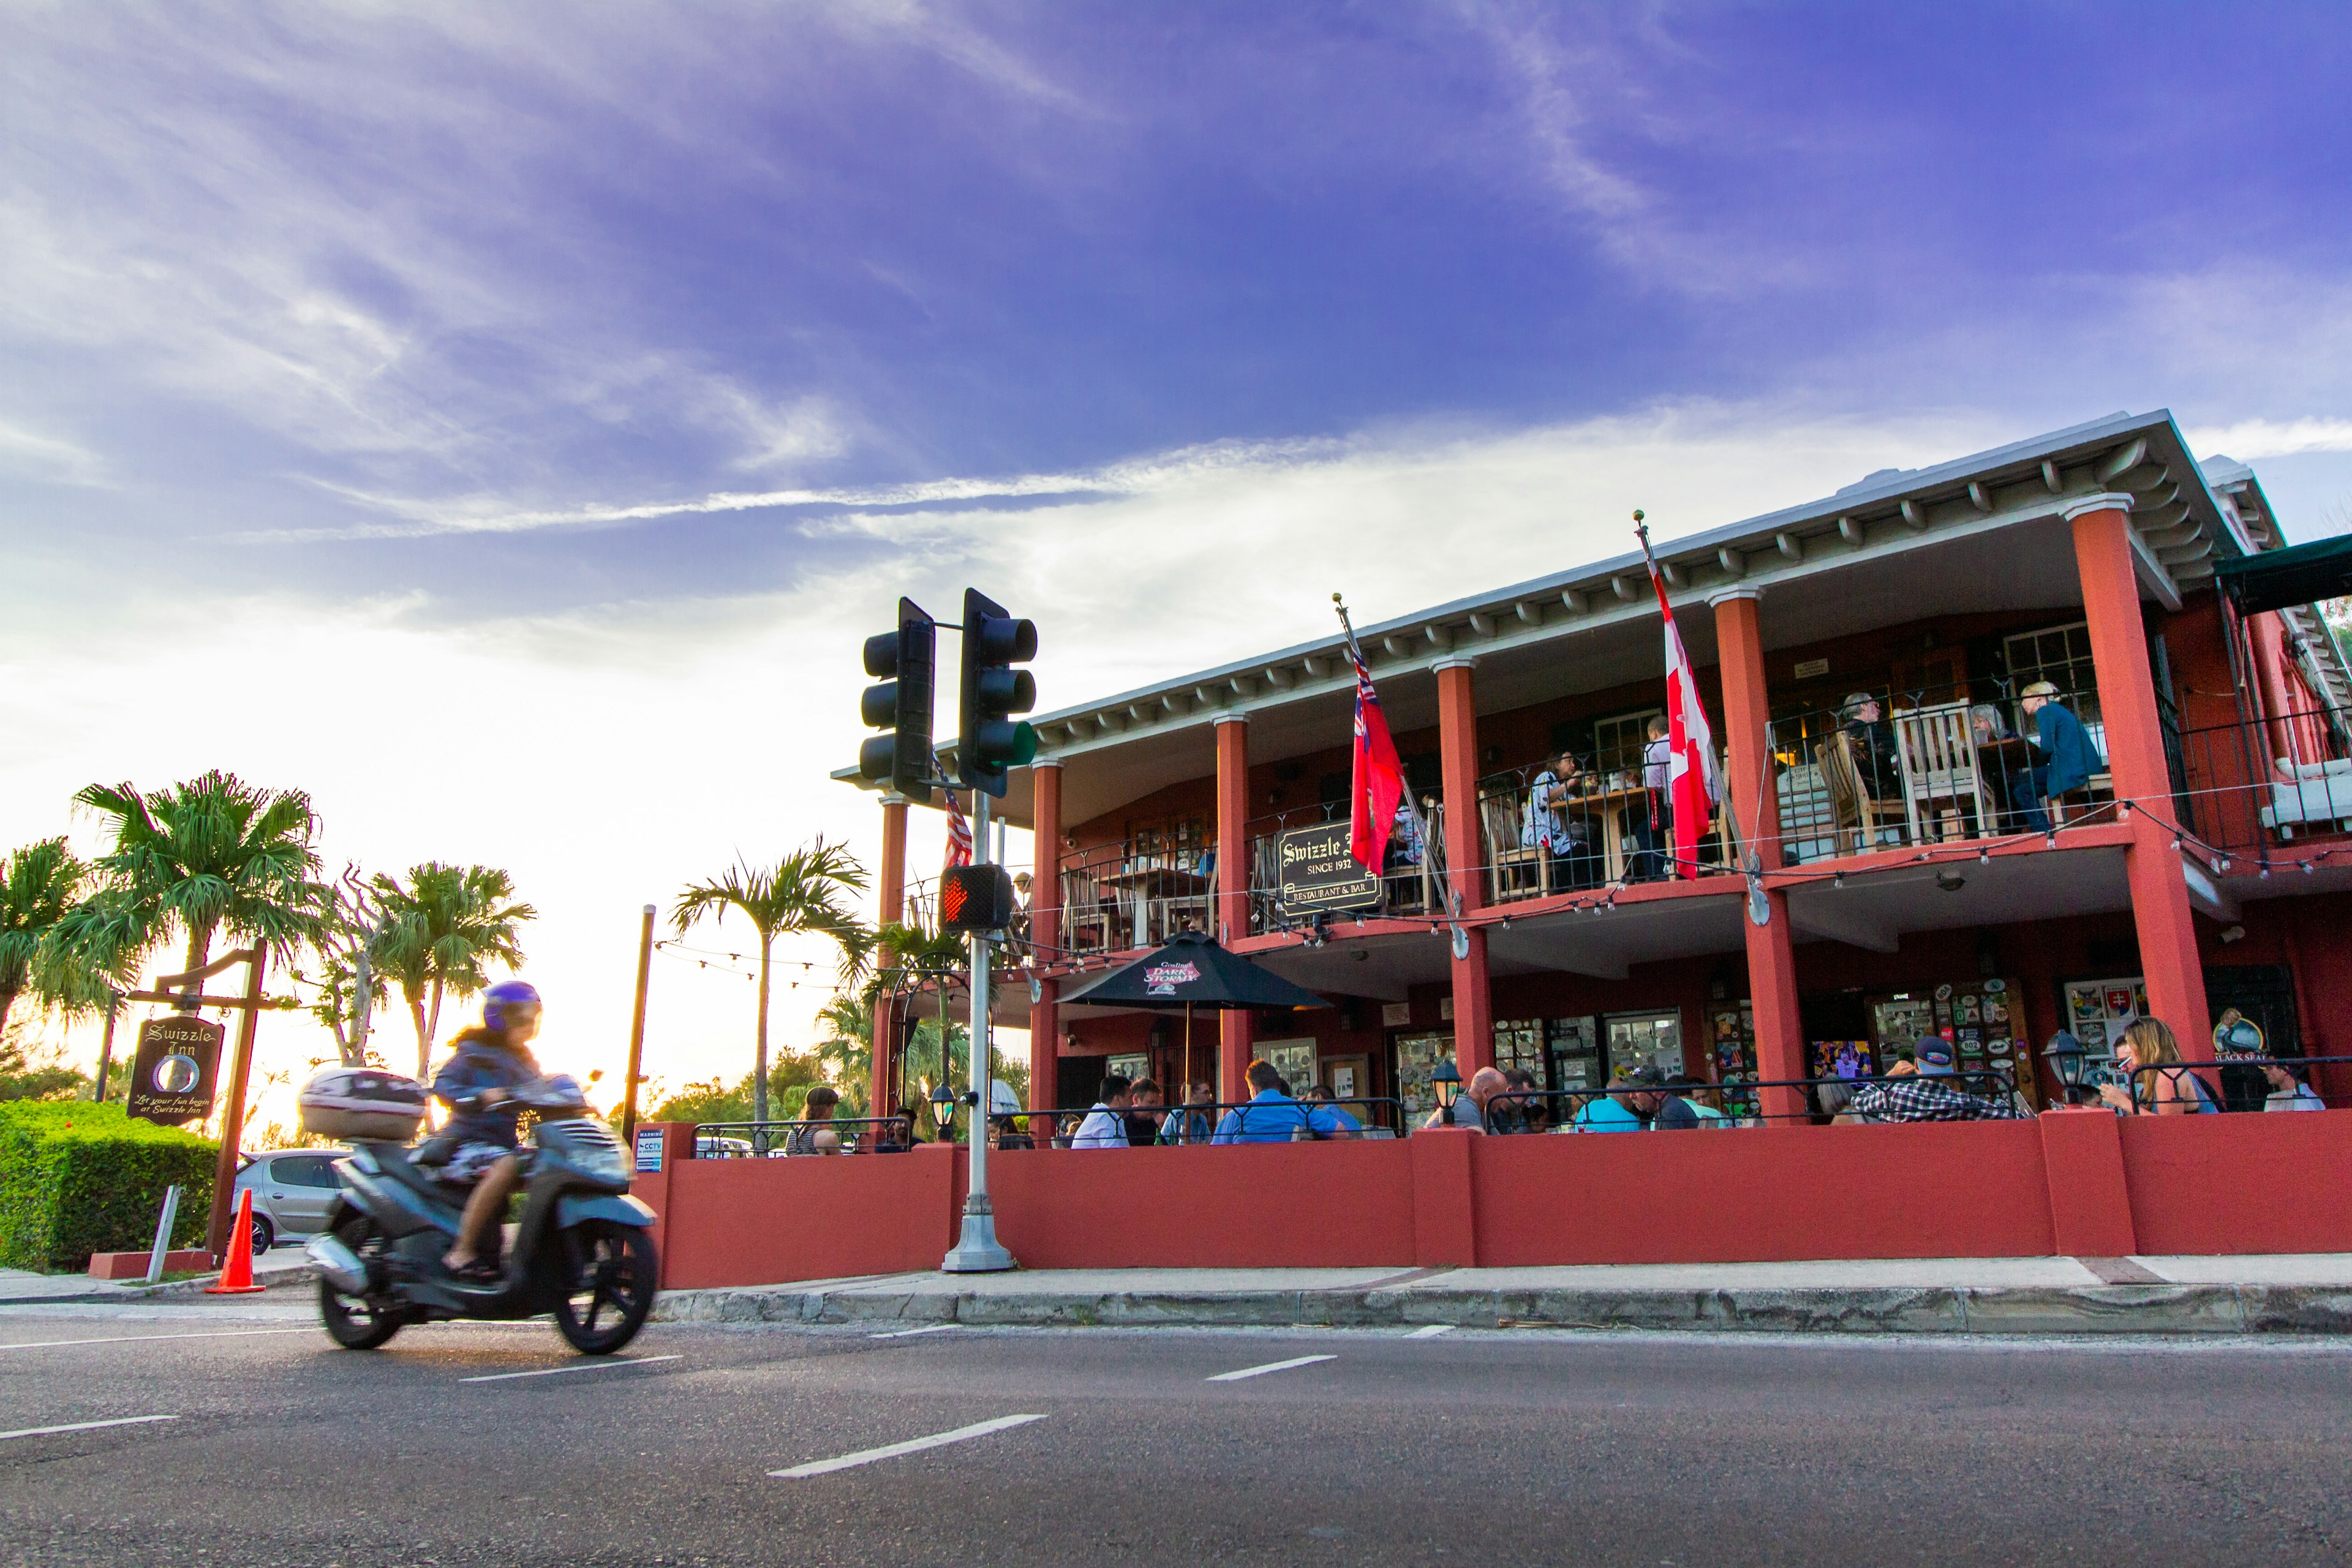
[1848,1038,2025,1123]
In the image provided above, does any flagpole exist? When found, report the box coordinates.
[1632,511,1764,894]
[1332,594,1469,959]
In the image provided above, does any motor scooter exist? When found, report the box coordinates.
[307,1076,658,1354]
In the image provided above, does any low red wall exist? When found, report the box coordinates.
[985,1142,1419,1269]
[639,1113,2352,1287]
[660,1144,957,1289]
[2122,1112,2352,1256]
[1469,1123,2057,1265]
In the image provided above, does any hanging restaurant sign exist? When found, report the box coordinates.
[125,1014,225,1125]
[1275,821,1381,912]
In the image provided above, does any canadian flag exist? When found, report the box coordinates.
[1644,563,1723,876]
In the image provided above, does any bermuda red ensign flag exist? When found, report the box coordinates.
[1644,561,1723,875]
[943,788,973,870]
[1347,641,1407,873]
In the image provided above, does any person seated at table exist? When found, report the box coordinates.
[1572,1074,1645,1132]
[2017,680,2099,831]
[1072,1074,1134,1147]
[1967,703,2031,831]
[1525,750,1602,889]
[784,1086,844,1155]
[1122,1078,1168,1147]
[1838,693,1904,801]
[1300,1083,1362,1139]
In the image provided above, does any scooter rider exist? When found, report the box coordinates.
[433,980,545,1281]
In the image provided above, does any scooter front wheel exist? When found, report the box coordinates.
[552,1219,657,1355]
[318,1217,405,1350]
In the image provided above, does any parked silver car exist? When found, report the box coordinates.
[231,1148,347,1254]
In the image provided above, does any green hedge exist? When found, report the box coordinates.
[0,1102,217,1272]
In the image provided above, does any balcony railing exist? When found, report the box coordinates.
[1765,669,2115,864]
[2174,706,2352,859]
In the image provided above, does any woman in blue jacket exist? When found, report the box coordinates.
[2019,680,2101,830]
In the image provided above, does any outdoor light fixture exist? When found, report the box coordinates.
[1978,849,1990,865]
[2043,1031,2086,1092]
[930,1080,957,1138]
[1431,1056,1461,1125]
[2305,860,2317,874]
[2218,857,2233,873]
[1832,873,1845,889]
[2171,838,2182,851]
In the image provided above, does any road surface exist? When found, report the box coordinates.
[0,1300,2345,1565]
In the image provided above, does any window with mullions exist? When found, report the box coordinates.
[1591,708,1665,782]
[1493,1019,1545,1081]
[2003,622,2107,760]
[1124,813,1208,875]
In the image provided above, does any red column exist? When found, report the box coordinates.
[2071,499,2213,1060]
[1712,589,1809,1123]
[869,796,909,1115]
[1434,658,1493,1077]
[1028,763,1063,1119]
[1215,717,1254,1098]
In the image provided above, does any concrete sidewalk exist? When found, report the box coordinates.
[0,1248,316,1306]
[652,1254,2352,1336]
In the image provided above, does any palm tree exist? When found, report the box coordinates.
[0,839,111,1038]
[812,993,872,1111]
[369,864,534,1079]
[673,839,871,1126]
[56,769,326,992]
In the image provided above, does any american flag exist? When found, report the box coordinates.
[943,788,973,870]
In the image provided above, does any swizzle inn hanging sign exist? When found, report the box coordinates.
[125,1014,224,1125]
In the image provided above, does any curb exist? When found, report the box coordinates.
[0,1263,319,1309]
[651,1280,2352,1335]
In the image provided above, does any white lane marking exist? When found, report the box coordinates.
[870,1324,961,1340]
[1206,1354,1338,1382]
[0,1415,178,1442]
[0,1329,315,1352]
[1406,1324,1454,1340]
[460,1355,682,1384]
[772,1414,1047,1479]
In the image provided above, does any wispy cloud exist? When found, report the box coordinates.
[2189,418,2352,461]
[0,418,105,487]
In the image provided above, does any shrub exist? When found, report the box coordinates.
[0,1101,217,1271]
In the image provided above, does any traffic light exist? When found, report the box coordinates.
[858,597,936,802]
[956,587,1038,797]
[939,863,1017,933]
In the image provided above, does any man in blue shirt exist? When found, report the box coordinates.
[1300,1084,1362,1139]
[1213,1059,1354,1142]
[2019,681,2101,831]
[1573,1074,1645,1132]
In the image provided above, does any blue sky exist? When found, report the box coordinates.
[5,2,2349,1101]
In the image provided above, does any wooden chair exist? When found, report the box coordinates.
[1893,701,1988,843]
[1480,792,1550,902]
[1817,733,1902,855]
[1059,869,1112,954]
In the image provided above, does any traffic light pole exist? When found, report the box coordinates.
[941,787,1016,1273]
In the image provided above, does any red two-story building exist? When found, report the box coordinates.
[848,410,2352,1158]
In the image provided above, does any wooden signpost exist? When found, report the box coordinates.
[122,947,270,1264]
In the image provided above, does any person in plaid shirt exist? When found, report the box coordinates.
[1849,1038,2026,1121]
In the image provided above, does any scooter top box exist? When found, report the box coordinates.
[299,1065,428,1142]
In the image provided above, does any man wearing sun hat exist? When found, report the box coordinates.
[2019,680,2101,830]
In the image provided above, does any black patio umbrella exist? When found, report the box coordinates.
[1058,931,1331,1095]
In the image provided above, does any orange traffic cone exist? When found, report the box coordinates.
[205,1188,266,1295]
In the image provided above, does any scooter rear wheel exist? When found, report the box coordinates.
[319,1216,405,1351]
[552,1220,657,1355]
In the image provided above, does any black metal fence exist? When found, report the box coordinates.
[1481,1071,2035,1129]
[2121,1055,2352,1113]
[693,1116,918,1157]
[1012,1096,1409,1145]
